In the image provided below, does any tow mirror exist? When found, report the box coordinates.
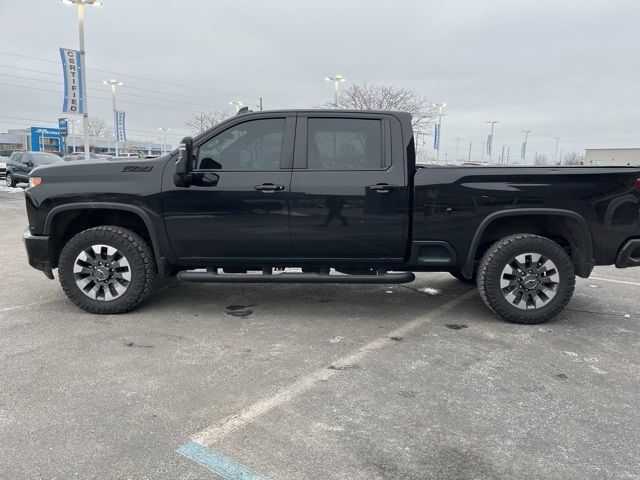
[174,136,193,187]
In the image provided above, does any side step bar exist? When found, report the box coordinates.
[177,271,415,284]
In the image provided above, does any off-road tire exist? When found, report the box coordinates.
[477,234,575,324]
[6,173,16,188]
[58,226,156,314]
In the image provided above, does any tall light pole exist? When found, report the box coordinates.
[432,102,446,162]
[455,137,462,162]
[230,101,243,113]
[61,0,101,161]
[486,121,497,162]
[158,127,170,154]
[103,79,122,156]
[325,75,346,108]
[553,137,561,165]
[521,130,531,162]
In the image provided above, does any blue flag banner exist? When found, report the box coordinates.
[433,124,440,150]
[115,111,127,142]
[59,48,85,114]
[486,134,493,155]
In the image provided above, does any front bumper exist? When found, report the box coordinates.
[22,228,54,279]
[615,239,640,268]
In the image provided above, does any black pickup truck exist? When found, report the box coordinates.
[22,110,640,323]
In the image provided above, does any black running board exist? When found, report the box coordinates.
[177,271,415,284]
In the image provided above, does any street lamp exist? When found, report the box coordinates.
[60,0,102,161]
[230,101,243,113]
[325,75,346,108]
[158,127,171,154]
[432,102,446,162]
[103,79,123,156]
[486,121,498,162]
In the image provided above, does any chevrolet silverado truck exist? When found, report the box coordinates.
[22,110,640,323]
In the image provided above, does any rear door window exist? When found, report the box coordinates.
[307,118,383,170]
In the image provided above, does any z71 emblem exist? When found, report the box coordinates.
[122,165,154,172]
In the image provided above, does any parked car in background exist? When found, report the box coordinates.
[63,152,112,162]
[0,159,6,179]
[6,151,63,187]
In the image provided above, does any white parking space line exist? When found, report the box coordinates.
[0,298,60,313]
[190,288,478,447]
[587,276,640,287]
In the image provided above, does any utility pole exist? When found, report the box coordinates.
[258,97,263,111]
[444,152,449,164]
[500,145,506,165]
[553,137,561,165]
[325,75,346,108]
[103,79,123,156]
[455,137,462,162]
[468,141,472,162]
[486,120,497,162]
[558,148,564,165]
[521,130,531,162]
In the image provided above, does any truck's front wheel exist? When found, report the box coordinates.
[477,234,575,324]
[58,226,156,314]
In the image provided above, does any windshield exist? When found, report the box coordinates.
[31,152,64,165]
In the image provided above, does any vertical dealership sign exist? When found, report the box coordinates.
[59,48,85,114]
[115,111,127,142]
[433,124,440,150]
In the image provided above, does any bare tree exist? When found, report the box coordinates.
[563,152,583,165]
[86,117,109,137]
[534,153,548,166]
[320,83,438,136]
[185,110,232,135]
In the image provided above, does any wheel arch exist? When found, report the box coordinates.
[463,208,594,279]
[44,203,168,275]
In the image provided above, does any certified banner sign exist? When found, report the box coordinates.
[115,110,127,142]
[59,48,85,114]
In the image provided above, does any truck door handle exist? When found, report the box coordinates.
[255,183,285,192]
[368,183,399,192]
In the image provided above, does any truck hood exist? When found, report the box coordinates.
[31,155,171,180]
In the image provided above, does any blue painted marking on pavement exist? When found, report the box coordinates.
[177,442,268,480]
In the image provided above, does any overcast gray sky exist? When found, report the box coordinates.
[1,0,639,160]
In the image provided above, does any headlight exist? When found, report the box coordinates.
[29,177,42,187]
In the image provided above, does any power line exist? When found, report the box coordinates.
[0,50,296,108]
[0,72,221,110]
[0,64,253,106]
[0,81,216,115]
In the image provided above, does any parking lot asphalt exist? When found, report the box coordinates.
[1,188,639,480]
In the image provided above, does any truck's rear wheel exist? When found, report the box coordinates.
[58,226,155,314]
[477,234,575,324]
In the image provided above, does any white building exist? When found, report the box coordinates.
[584,148,640,166]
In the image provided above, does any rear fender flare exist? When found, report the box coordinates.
[462,208,594,278]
